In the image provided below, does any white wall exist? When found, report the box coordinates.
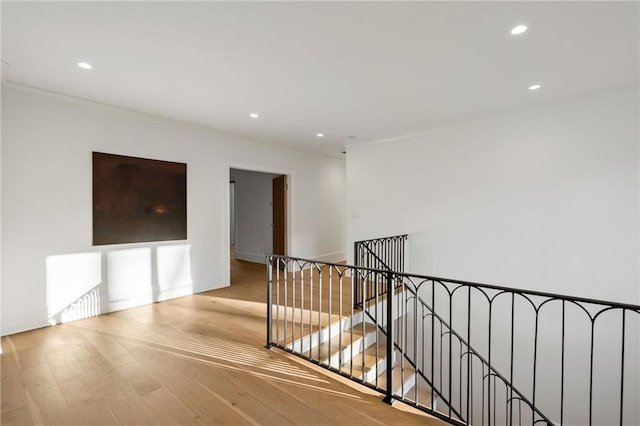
[0,2,4,354]
[347,96,639,303]
[230,168,281,263]
[0,70,3,355]
[1,83,347,335]
[347,95,640,424]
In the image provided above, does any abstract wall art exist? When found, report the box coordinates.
[93,152,187,245]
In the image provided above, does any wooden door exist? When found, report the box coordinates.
[272,175,287,256]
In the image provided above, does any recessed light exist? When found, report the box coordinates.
[528,84,541,90]
[77,62,93,70]
[510,25,528,35]
[249,113,259,118]
[316,133,324,137]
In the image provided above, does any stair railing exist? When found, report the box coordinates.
[354,234,640,426]
[266,253,473,425]
[396,271,640,426]
[267,253,640,425]
[396,275,553,425]
[354,236,464,420]
[266,256,398,400]
[354,237,545,424]
[354,234,407,307]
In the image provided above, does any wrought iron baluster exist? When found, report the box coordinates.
[414,289,418,404]
[589,320,595,426]
[532,310,539,426]
[328,265,333,369]
[361,270,366,382]
[292,261,296,351]
[432,281,436,411]
[375,270,380,388]
[300,264,304,354]
[467,288,472,424]
[276,258,281,345]
[509,293,515,426]
[318,266,323,364]
[384,269,394,404]
[349,267,354,377]
[338,268,343,371]
[266,257,273,347]
[561,300,565,426]
[620,309,626,426]
[309,265,314,359]
[488,300,493,426]
[284,259,288,349]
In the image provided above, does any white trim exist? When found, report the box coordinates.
[2,305,49,336]
[234,251,268,264]
[308,251,347,264]
[155,284,198,302]
[107,294,155,313]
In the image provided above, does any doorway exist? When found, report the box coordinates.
[229,168,288,285]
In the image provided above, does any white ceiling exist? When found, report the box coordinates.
[2,1,638,158]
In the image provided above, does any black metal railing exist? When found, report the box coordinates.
[266,255,467,425]
[267,253,640,426]
[392,272,640,426]
[266,256,395,399]
[354,234,407,307]
[354,236,549,424]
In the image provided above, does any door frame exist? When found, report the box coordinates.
[225,162,294,286]
[229,181,236,247]
[271,175,287,257]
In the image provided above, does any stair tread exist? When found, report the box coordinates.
[277,293,464,422]
[338,340,388,376]
[376,356,417,393]
[315,322,378,360]
[279,312,344,347]
[404,384,436,407]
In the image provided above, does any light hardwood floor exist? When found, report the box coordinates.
[1,255,446,425]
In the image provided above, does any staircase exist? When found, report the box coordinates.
[268,263,463,423]
[267,235,640,426]
[285,293,435,406]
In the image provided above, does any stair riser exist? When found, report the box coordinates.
[287,311,366,353]
[283,290,445,421]
[361,292,406,327]
[361,357,387,382]
[325,328,380,368]
[286,317,348,353]
[393,369,416,396]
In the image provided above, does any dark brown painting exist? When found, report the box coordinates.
[93,152,187,245]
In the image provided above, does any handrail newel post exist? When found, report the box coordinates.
[265,255,274,349]
[383,269,395,405]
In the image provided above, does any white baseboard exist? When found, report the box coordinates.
[309,251,346,264]
[108,293,155,312]
[2,275,231,337]
[2,304,49,336]
[267,251,346,264]
[234,251,268,264]
[192,275,226,293]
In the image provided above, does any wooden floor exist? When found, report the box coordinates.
[1,255,446,425]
